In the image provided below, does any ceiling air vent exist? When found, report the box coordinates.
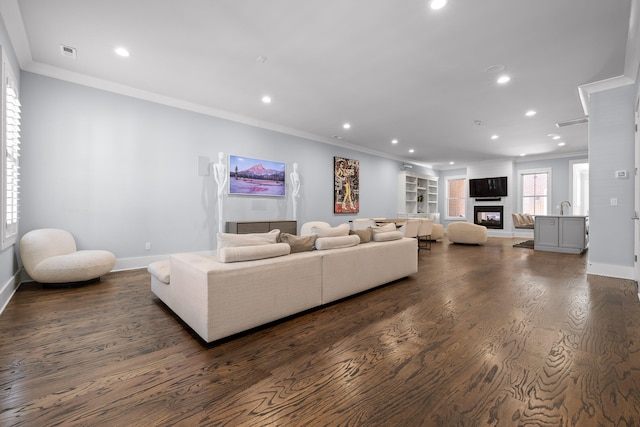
[59,44,77,59]
[555,117,589,128]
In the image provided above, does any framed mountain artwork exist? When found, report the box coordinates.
[229,155,286,196]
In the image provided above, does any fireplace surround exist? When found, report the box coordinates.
[474,205,504,229]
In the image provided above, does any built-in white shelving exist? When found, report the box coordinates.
[398,171,439,221]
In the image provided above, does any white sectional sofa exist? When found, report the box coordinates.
[149,225,417,343]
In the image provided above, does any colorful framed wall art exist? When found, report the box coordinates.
[334,156,359,213]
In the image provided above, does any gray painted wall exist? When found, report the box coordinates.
[513,155,588,215]
[437,157,587,231]
[19,72,401,267]
[588,84,636,274]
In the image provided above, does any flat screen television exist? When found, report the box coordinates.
[469,176,508,198]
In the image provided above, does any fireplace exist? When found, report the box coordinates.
[474,205,504,229]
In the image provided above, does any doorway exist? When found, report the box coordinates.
[570,160,589,216]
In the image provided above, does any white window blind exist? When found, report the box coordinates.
[2,50,20,249]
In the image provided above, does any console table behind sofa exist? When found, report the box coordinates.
[226,220,297,235]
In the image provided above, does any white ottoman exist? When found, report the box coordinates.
[447,222,488,245]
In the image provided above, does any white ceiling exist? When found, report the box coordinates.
[1,0,636,168]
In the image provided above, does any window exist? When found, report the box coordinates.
[446,177,466,219]
[519,169,551,216]
[2,50,20,250]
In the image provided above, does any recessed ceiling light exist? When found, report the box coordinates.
[491,134,499,140]
[429,0,448,10]
[114,47,130,57]
[552,135,561,140]
[520,153,527,157]
[391,139,398,144]
[449,161,455,165]
[525,110,537,117]
[261,95,272,104]
[409,149,415,153]
[558,142,566,147]
[497,75,511,84]
[343,123,351,130]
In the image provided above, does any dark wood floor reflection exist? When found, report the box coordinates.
[2,237,640,426]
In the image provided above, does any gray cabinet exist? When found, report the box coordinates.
[226,220,297,235]
[534,216,588,254]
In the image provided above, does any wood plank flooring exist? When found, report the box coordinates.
[1,237,640,426]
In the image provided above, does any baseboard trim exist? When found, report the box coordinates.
[0,271,20,315]
[587,262,635,280]
[113,251,216,272]
[487,230,517,238]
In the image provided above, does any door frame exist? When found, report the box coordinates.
[634,103,640,286]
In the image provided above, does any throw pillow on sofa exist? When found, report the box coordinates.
[372,230,404,242]
[349,228,371,243]
[315,234,361,250]
[217,243,291,263]
[217,229,280,248]
[371,223,396,233]
[280,233,317,253]
[311,223,350,237]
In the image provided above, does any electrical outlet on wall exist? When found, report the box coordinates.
[145,242,151,251]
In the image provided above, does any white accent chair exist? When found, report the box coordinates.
[417,218,434,250]
[403,218,420,239]
[20,228,116,284]
[431,223,444,241]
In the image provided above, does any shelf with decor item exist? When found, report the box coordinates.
[398,171,438,220]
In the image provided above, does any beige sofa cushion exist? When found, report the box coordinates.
[372,223,396,233]
[315,235,361,250]
[217,229,280,249]
[217,243,291,263]
[311,223,350,237]
[300,221,330,236]
[349,228,371,243]
[148,260,170,284]
[372,230,404,242]
[280,233,317,253]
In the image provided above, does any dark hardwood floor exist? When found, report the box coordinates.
[1,237,640,426]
